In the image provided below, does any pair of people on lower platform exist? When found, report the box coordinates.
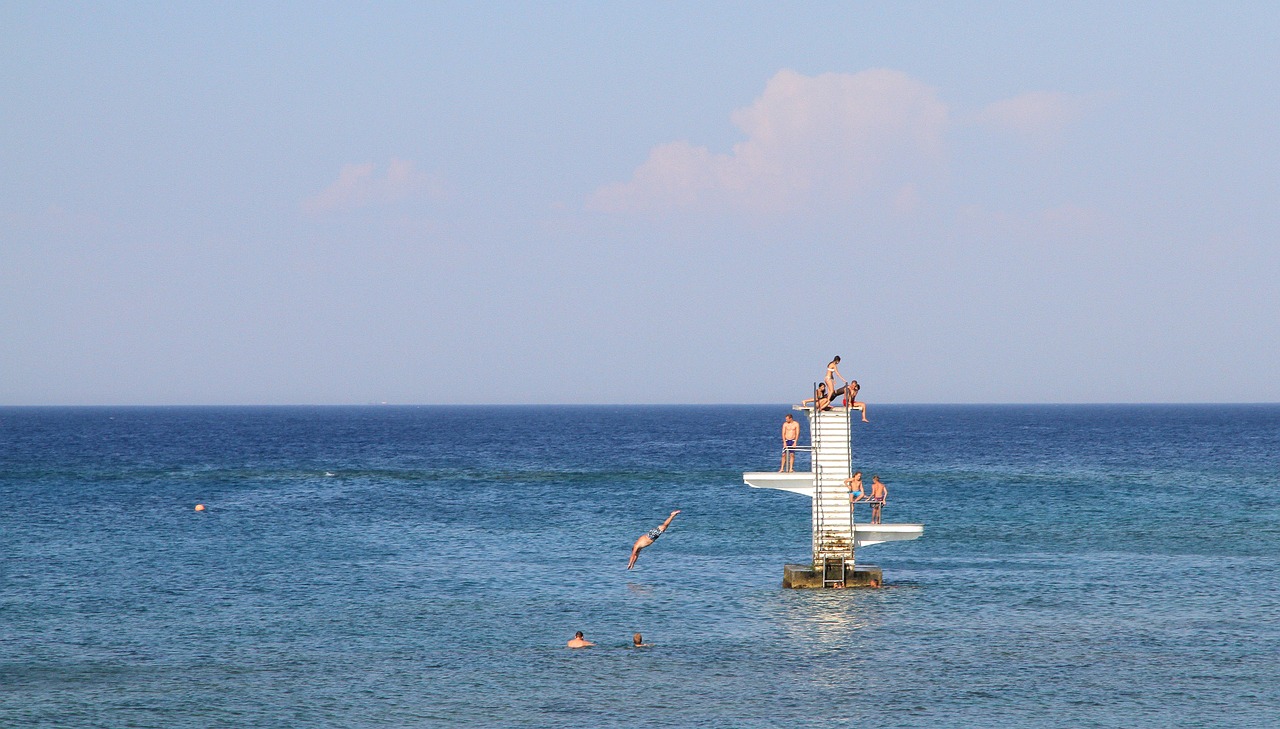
[845,471,888,524]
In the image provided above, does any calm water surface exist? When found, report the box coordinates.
[2,405,1278,727]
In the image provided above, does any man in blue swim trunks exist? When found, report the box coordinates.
[627,510,681,569]
[779,414,800,472]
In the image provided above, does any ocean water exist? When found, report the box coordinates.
[2,404,1278,728]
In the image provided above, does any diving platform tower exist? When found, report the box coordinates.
[744,404,923,588]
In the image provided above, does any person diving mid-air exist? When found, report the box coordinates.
[627,510,681,569]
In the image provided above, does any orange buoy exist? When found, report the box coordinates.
[194,504,205,512]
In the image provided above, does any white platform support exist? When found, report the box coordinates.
[743,405,923,568]
[812,407,853,560]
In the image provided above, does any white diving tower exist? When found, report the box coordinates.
[744,404,923,588]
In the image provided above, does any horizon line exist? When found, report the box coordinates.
[2,401,1278,408]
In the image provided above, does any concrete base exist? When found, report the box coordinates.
[783,563,883,589]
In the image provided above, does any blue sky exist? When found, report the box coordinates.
[3,2,1278,404]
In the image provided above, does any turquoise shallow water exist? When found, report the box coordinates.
[2,405,1278,727]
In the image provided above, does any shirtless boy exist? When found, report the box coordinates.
[869,475,888,525]
[845,471,865,505]
[845,380,869,423]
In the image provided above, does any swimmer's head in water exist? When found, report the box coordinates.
[574,631,584,639]
[633,633,643,645]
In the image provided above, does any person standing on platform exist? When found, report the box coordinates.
[845,471,865,506]
[779,414,800,472]
[869,475,888,524]
[825,356,847,397]
[627,510,681,569]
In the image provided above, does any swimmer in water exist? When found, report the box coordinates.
[567,631,594,648]
[627,510,681,569]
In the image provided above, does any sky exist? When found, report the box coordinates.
[2,2,1278,405]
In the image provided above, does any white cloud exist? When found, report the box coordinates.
[303,159,444,215]
[972,91,1089,145]
[587,69,949,214]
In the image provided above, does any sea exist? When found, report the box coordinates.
[2,404,1278,728]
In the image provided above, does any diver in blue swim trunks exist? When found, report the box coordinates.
[627,510,681,570]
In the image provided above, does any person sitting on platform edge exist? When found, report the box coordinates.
[843,380,869,423]
[627,510,681,569]
[779,414,800,472]
[802,382,833,411]
[869,475,888,525]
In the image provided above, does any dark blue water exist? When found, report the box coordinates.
[2,405,1278,728]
